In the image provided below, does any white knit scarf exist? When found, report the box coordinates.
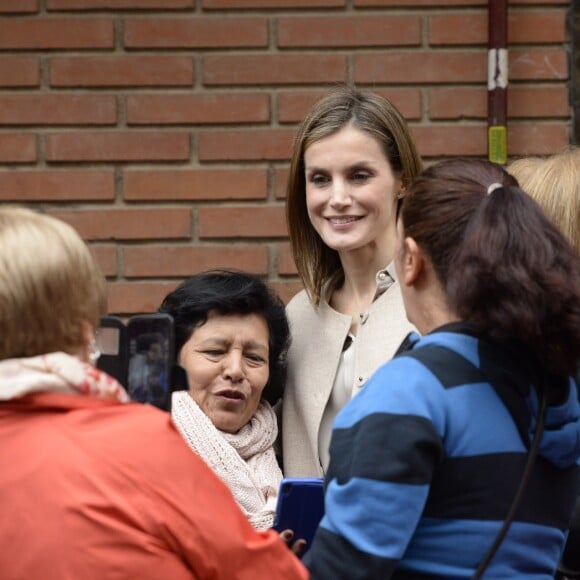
[171,390,282,530]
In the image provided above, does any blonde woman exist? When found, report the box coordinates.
[508,147,579,253]
[0,208,307,580]
[509,148,580,579]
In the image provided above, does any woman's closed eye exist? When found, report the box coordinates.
[202,349,225,358]
[245,352,267,365]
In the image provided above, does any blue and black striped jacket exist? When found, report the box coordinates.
[305,323,580,579]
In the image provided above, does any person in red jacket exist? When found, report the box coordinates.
[0,207,308,580]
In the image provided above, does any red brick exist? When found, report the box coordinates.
[277,88,421,124]
[277,91,328,124]
[124,18,267,49]
[275,166,290,199]
[429,12,565,45]
[356,0,566,4]
[106,282,180,316]
[48,0,193,8]
[0,170,114,201]
[355,52,486,84]
[90,245,117,278]
[278,243,297,276]
[124,169,267,201]
[359,88,423,120]
[199,129,294,161]
[0,19,113,50]
[510,49,567,80]
[412,123,569,159]
[199,206,287,238]
[51,56,193,88]
[508,86,569,117]
[124,245,268,277]
[509,123,570,155]
[356,0,484,4]
[203,54,347,86]
[269,280,303,305]
[510,0,567,4]
[47,208,191,241]
[429,86,569,120]
[45,132,190,163]
[0,95,116,125]
[412,125,487,157]
[127,93,269,125]
[0,57,39,87]
[427,88,488,120]
[278,15,420,48]
[204,0,343,7]
[428,14,487,45]
[0,134,36,163]
[0,0,38,12]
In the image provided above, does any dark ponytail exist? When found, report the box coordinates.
[402,158,580,375]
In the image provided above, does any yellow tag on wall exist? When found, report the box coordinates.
[488,126,507,165]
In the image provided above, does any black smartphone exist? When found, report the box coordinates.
[126,313,174,411]
[273,477,325,557]
[96,316,128,387]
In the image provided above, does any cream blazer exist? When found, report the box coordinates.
[281,264,414,477]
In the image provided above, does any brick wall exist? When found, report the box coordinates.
[0,0,573,315]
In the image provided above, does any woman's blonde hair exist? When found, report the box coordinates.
[0,207,106,360]
[508,148,580,253]
[286,85,423,304]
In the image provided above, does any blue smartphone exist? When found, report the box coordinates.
[273,477,325,556]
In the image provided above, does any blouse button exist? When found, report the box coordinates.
[359,312,369,325]
[378,271,387,281]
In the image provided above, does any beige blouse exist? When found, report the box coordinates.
[282,262,415,477]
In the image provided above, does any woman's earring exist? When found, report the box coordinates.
[88,337,101,363]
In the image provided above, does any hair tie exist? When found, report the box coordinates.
[487,182,503,195]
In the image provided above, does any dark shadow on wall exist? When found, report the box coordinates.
[572,0,579,144]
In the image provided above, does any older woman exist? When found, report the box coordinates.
[0,208,307,580]
[159,270,290,530]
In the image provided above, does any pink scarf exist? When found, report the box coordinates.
[171,391,282,530]
[0,352,130,403]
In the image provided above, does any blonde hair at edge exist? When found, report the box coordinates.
[0,207,106,360]
[508,147,580,254]
[286,85,423,305]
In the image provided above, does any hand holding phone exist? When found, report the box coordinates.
[273,477,325,557]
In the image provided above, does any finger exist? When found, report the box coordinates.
[292,538,307,556]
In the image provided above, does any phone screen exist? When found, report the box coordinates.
[126,314,174,411]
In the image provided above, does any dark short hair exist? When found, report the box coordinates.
[158,269,290,406]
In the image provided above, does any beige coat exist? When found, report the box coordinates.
[282,264,415,477]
